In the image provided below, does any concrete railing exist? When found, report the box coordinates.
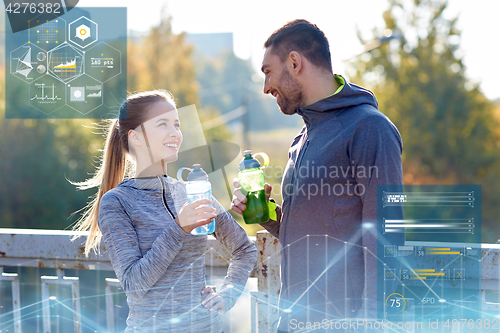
[2,228,500,332]
[0,228,280,333]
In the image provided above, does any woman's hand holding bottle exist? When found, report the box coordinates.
[175,199,217,233]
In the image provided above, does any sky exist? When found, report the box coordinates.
[79,0,500,101]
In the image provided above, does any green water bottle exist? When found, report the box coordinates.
[238,150,270,224]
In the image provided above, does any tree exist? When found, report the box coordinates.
[348,0,500,242]
[128,12,198,107]
[0,10,233,230]
[0,115,101,229]
[128,11,234,142]
[195,50,301,132]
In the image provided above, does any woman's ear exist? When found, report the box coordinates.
[128,129,142,148]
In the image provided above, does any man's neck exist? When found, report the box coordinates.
[303,72,340,106]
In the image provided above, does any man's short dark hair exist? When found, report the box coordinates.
[264,19,332,74]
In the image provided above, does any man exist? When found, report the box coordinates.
[231,19,403,332]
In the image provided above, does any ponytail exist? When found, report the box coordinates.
[71,90,175,256]
[71,119,128,256]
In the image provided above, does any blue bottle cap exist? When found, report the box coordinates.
[188,164,209,181]
[239,150,261,170]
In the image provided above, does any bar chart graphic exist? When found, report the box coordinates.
[383,218,475,234]
[383,191,475,207]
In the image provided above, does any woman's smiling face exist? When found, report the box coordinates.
[137,99,183,165]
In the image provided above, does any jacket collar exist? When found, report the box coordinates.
[296,75,378,130]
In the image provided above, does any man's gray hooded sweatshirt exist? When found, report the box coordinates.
[261,75,404,332]
[98,176,257,333]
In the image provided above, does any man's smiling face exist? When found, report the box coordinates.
[261,46,305,115]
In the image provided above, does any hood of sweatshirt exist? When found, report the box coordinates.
[296,74,379,130]
[111,175,188,220]
[116,175,180,191]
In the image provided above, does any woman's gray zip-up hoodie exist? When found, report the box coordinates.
[97,176,257,333]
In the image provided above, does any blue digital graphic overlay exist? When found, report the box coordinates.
[5,7,127,118]
[378,185,486,332]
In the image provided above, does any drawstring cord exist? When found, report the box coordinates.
[141,124,175,220]
[140,123,176,221]
[157,175,176,221]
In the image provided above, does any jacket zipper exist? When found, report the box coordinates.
[282,134,308,240]
[281,135,309,295]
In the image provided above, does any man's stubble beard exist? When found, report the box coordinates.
[277,68,305,115]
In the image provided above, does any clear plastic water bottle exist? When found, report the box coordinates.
[177,164,215,235]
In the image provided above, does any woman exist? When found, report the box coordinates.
[73,90,257,332]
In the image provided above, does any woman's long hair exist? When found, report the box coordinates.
[72,90,176,256]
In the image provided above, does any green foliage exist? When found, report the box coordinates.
[348,0,500,242]
[128,12,233,145]
[0,11,234,230]
[195,51,301,132]
[0,117,100,229]
[128,13,198,108]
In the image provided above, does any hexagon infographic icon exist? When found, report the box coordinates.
[85,42,121,83]
[47,42,84,83]
[5,7,127,118]
[66,74,103,115]
[69,16,98,49]
[10,43,48,83]
[28,14,66,51]
[29,75,66,115]
[76,24,91,41]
